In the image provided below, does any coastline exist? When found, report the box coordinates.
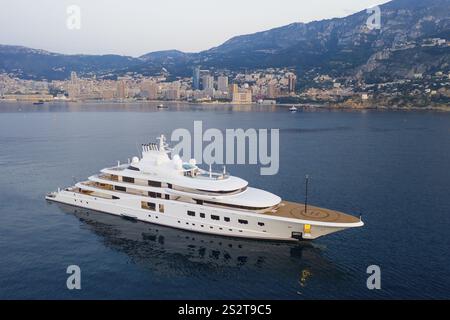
[1,98,449,112]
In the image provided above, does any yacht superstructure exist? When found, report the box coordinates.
[46,135,363,241]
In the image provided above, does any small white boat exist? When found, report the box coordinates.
[157,104,167,109]
[289,105,298,112]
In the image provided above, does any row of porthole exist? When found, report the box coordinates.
[74,199,89,205]
[72,198,265,234]
[177,220,244,233]
[188,210,266,228]
[147,214,243,233]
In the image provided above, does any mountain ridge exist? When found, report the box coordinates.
[0,0,449,82]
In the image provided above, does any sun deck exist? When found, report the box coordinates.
[269,201,360,224]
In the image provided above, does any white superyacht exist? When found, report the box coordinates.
[46,135,363,241]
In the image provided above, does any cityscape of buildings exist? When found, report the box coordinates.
[0,67,298,105]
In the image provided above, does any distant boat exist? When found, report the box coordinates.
[289,105,298,112]
[157,104,167,109]
[33,100,45,105]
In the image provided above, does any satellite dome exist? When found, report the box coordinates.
[132,156,139,163]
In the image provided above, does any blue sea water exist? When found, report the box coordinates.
[0,101,449,299]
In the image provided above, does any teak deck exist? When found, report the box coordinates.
[269,201,360,224]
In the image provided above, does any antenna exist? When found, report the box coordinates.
[304,174,309,213]
[209,164,212,178]
[157,134,166,150]
[156,134,172,153]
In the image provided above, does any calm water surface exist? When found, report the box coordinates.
[0,101,449,299]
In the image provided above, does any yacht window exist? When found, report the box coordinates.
[128,166,140,171]
[122,176,134,183]
[156,193,162,198]
[148,180,162,188]
[159,204,164,213]
[165,194,170,200]
[168,183,173,189]
[258,222,265,226]
[200,213,205,218]
[148,192,156,198]
[195,199,204,205]
[197,186,247,194]
[112,196,120,200]
[187,211,195,217]
[97,182,113,190]
[224,217,230,222]
[238,219,248,225]
[114,186,126,192]
[203,200,270,211]
[141,201,156,211]
[211,215,220,221]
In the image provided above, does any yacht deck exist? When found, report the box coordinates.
[269,201,360,224]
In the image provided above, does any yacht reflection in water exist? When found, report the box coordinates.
[57,203,344,290]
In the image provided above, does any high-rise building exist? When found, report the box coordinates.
[288,73,297,93]
[101,89,115,100]
[70,71,78,83]
[164,88,180,100]
[267,83,277,98]
[217,76,228,92]
[202,75,214,91]
[141,81,158,100]
[68,71,80,99]
[192,67,200,90]
[231,84,252,104]
[67,83,80,99]
[116,80,127,99]
[229,83,238,100]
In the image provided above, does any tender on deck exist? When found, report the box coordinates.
[269,201,360,224]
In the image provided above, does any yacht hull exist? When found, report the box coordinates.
[46,189,361,241]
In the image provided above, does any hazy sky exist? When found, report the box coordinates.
[0,0,390,57]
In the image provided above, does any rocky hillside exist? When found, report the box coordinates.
[0,45,142,80]
[1,0,449,82]
[191,0,450,82]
